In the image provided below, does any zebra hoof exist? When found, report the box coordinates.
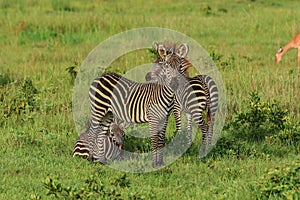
[152,161,164,168]
[97,159,107,165]
[199,146,207,157]
[188,141,194,147]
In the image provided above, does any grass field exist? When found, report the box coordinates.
[0,0,299,199]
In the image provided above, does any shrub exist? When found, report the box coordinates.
[42,174,149,199]
[0,78,39,120]
[254,161,300,199]
[209,49,236,70]
[0,72,13,86]
[212,91,299,159]
[226,91,290,142]
[66,62,79,84]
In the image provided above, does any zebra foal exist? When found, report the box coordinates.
[72,112,125,164]
[146,43,218,154]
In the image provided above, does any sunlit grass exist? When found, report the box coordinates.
[0,0,299,199]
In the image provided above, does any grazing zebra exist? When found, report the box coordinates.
[146,43,219,154]
[86,65,179,167]
[72,112,125,164]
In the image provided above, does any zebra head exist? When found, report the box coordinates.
[145,42,193,90]
[155,42,191,73]
[146,58,181,91]
[146,42,192,81]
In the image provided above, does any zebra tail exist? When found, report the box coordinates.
[204,75,218,122]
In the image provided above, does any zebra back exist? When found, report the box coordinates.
[89,72,176,124]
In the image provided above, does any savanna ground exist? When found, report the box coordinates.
[0,0,299,199]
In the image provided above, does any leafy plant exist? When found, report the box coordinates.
[212,91,299,159]
[66,62,79,84]
[51,0,77,12]
[202,5,214,15]
[43,174,148,199]
[209,49,236,70]
[226,91,290,141]
[254,161,300,199]
[148,47,159,58]
[0,72,13,86]
[0,78,39,119]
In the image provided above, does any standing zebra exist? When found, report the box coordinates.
[146,43,218,154]
[86,65,179,167]
[72,112,125,164]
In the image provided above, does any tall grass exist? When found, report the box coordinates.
[0,0,299,199]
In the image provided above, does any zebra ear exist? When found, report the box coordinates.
[178,43,189,58]
[153,42,159,51]
[157,44,167,58]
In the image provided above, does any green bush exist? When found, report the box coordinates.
[212,91,299,159]
[226,91,290,141]
[42,174,150,199]
[66,62,79,84]
[51,0,77,12]
[254,161,300,199]
[0,78,39,119]
[209,49,236,70]
[0,72,13,86]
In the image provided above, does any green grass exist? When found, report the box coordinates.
[0,0,299,199]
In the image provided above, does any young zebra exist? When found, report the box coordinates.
[72,112,125,164]
[84,64,179,167]
[146,43,219,155]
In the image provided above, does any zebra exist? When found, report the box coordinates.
[72,112,125,164]
[85,65,179,167]
[146,42,218,154]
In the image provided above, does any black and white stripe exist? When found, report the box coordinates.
[147,43,219,154]
[85,69,178,167]
[72,112,124,164]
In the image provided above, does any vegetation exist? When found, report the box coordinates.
[0,0,299,199]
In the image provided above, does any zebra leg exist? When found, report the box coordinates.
[173,100,182,135]
[207,111,214,148]
[157,118,168,166]
[150,132,158,167]
[206,104,217,151]
[200,123,209,155]
[186,113,193,146]
[193,113,209,155]
[149,117,165,167]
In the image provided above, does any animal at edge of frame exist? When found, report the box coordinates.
[275,32,300,65]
